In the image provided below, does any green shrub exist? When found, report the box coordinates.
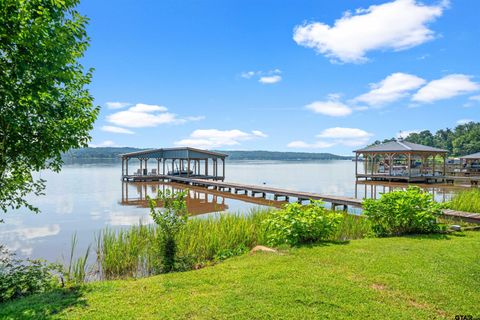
[448,188,480,213]
[0,245,62,302]
[148,189,188,273]
[363,186,444,237]
[264,201,343,246]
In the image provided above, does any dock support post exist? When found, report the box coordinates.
[222,158,225,181]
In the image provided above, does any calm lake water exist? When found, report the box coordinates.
[0,159,461,262]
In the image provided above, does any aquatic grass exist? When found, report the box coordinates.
[448,188,480,213]
[95,209,271,279]
[95,207,374,279]
[96,223,161,279]
[331,213,373,241]
[177,208,271,263]
[65,233,91,285]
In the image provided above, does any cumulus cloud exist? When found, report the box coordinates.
[354,72,426,106]
[305,94,352,116]
[105,102,130,109]
[241,69,282,84]
[469,95,480,101]
[293,0,448,63]
[175,129,267,149]
[101,126,135,134]
[241,71,258,79]
[259,75,282,84]
[106,103,204,128]
[288,127,373,149]
[412,74,480,103]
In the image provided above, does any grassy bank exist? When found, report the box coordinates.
[1,231,479,319]
[96,209,371,279]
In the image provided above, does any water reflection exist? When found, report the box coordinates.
[120,181,285,215]
[354,180,464,202]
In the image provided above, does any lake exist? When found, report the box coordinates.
[0,159,461,262]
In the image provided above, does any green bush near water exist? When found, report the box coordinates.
[363,186,444,237]
[448,188,480,213]
[263,200,344,246]
[0,245,62,303]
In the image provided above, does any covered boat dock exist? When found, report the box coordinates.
[354,140,448,183]
[120,147,228,182]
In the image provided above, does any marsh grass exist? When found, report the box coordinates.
[449,188,480,213]
[331,213,372,241]
[95,208,373,279]
[64,233,91,285]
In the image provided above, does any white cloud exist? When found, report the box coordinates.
[89,140,118,148]
[241,71,258,79]
[469,95,480,101]
[293,0,448,63]
[241,69,282,83]
[175,129,267,149]
[259,75,282,84]
[252,130,268,138]
[105,102,130,109]
[101,126,135,134]
[305,95,352,117]
[457,119,473,125]
[412,74,480,103]
[354,72,426,106]
[128,103,168,113]
[107,103,203,128]
[397,129,422,139]
[288,127,373,149]
[317,127,372,139]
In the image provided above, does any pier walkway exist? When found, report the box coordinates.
[122,174,480,223]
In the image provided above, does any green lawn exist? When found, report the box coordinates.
[2,232,479,320]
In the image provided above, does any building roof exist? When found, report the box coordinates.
[460,152,480,160]
[355,140,448,153]
[120,147,228,159]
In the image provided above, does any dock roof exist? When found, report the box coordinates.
[355,140,447,153]
[460,152,480,160]
[120,147,228,159]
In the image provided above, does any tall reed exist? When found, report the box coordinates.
[95,207,373,279]
[65,233,91,284]
[449,188,480,213]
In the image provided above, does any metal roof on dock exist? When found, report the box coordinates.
[119,147,228,159]
[354,141,447,153]
[460,152,480,160]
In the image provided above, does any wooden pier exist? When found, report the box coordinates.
[121,175,480,223]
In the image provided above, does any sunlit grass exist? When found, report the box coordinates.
[448,188,480,213]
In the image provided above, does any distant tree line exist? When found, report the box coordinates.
[62,148,352,161]
[371,122,480,156]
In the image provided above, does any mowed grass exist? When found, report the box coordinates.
[1,231,479,320]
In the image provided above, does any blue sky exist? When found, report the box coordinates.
[80,0,480,155]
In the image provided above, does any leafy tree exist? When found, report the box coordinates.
[0,0,99,219]
[372,122,480,157]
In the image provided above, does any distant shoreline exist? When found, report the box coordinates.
[62,147,353,161]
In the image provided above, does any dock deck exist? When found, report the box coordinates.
[121,174,480,223]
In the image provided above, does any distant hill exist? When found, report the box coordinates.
[62,148,352,161]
